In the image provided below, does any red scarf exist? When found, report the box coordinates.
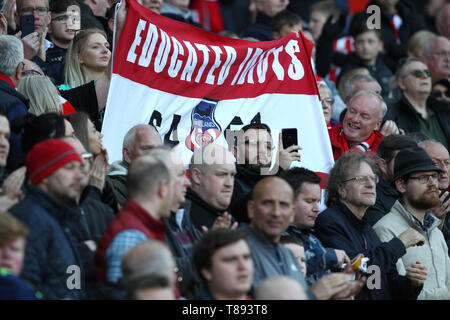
[338,126,376,153]
[0,73,16,89]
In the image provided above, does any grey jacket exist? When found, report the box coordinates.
[373,200,450,300]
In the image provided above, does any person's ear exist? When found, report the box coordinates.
[14,63,23,84]
[397,77,406,91]
[201,267,212,282]
[190,167,202,187]
[394,178,406,194]
[338,184,346,200]
[247,199,255,220]
[123,147,131,164]
[374,119,383,131]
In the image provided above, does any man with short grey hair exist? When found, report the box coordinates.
[386,57,449,149]
[328,90,386,160]
[423,36,450,83]
[107,124,162,207]
[436,3,450,40]
[0,35,29,171]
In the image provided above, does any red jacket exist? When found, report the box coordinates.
[328,123,384,160]
[94,199,166,282]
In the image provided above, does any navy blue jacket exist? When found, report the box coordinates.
[10,187,85,300]
[314,202,421,300]
[240,12,274,41]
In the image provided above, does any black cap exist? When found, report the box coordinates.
[393,146,442,181]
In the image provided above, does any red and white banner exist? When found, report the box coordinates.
[102,0,334,179]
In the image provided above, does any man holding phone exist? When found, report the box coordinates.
[14,0,51,60]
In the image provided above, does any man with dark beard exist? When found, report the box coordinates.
[374,146,450,300]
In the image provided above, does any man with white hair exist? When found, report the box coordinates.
[0,35,29,171]
[424,36,450,83]
[107,124,162,207]
[328,90,387,160]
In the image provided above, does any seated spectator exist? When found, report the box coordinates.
[41,0,81,85]
[407,30,437,62]
[161,0,202,28]
[419,139,450,254]
[364,134,418,226]
[0,35,29,172]
[254,275,308,300]
[140,0,163,14]
[349,0,426,72]
[271,9,303,40]
[192,228,253,300]
[430,78,450,103]
[17,75,76,115]
[121,241,177,300]
[10,139,86,299]
[337,67,370,103]
[317,82,338,128]
[61,28,111,90]
[435,3,450,40]
[0,212,41,299]
[279,235,307,278]
[229,123,301,223]
[94,155,172,283]
[342,74,382,104]
[307,0,341,42]
[107,124,162,207]
[373,146,449,299]
[386,57,449,149]
[423,36,450,83]
[240,176,311,294]
[240,0,288,41]
[314,152,426,300]
[280,167,351,285]
[328,90,386,160]
[188,143,236,230]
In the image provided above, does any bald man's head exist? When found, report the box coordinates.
[247,177,294,243]
[255,276,308,300]
[189,144,236,210]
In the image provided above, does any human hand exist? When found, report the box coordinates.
[89,149,109,190]
[380,120,400,136]
[18,31,40,59]
[430,191,450,221]
[334,249,351,268]
[1,166,26,200]
[202,212,238,233]
[0,12,7,35]
[398,227,425,248]
[37,26,48,61]
[310,273,355,300]
[406,261,427,287]
[277,133,302,170]
[3,0,16,31]
[320,14,347,41]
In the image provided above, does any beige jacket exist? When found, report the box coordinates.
[373,200,450,300]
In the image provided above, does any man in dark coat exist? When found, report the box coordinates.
[314,152,427,300]
[386,58,450,149]
[10,139,86,299]
[364,134,418,226]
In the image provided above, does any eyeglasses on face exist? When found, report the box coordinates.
[343,175,379,185]
[432,158,450,170]
[22,69,43,77]
[406,69,432,79]
[431,51,450,58]
[21,7,49,16]
[321,97,335,106]
[52,14,81,24]
[408,173,439,184]
[431,90,450,99]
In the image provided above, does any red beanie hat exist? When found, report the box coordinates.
[26,139,83,185]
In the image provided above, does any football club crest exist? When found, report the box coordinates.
[185,98,222,151]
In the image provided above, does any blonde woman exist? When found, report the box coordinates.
[62,28,111,90]
[17,75,76,115]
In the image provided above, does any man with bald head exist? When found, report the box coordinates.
[107,124,162,207]
[188,143,237,230]
[240,176,310,295]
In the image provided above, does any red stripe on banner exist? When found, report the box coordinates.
[315,171,329,189]
[114,0,318,100]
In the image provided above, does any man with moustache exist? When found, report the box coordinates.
[374,146,450,300]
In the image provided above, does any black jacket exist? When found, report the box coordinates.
[386,94,450,148]
[33,44,67,85]
[240,12,274,41]
[187,188,229,230]
[364,178,400,226]
[229,165,266,224]
[10,187,85,300]
[314,202,421,300]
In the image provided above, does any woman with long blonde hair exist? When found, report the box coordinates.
[17,75,62,115]
[62,28,111,90]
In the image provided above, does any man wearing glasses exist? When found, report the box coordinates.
[315,152,427,300]
[387,57,449,149]
[374,146,450,300]
[424,36,450,84]
[13,0,51,61]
